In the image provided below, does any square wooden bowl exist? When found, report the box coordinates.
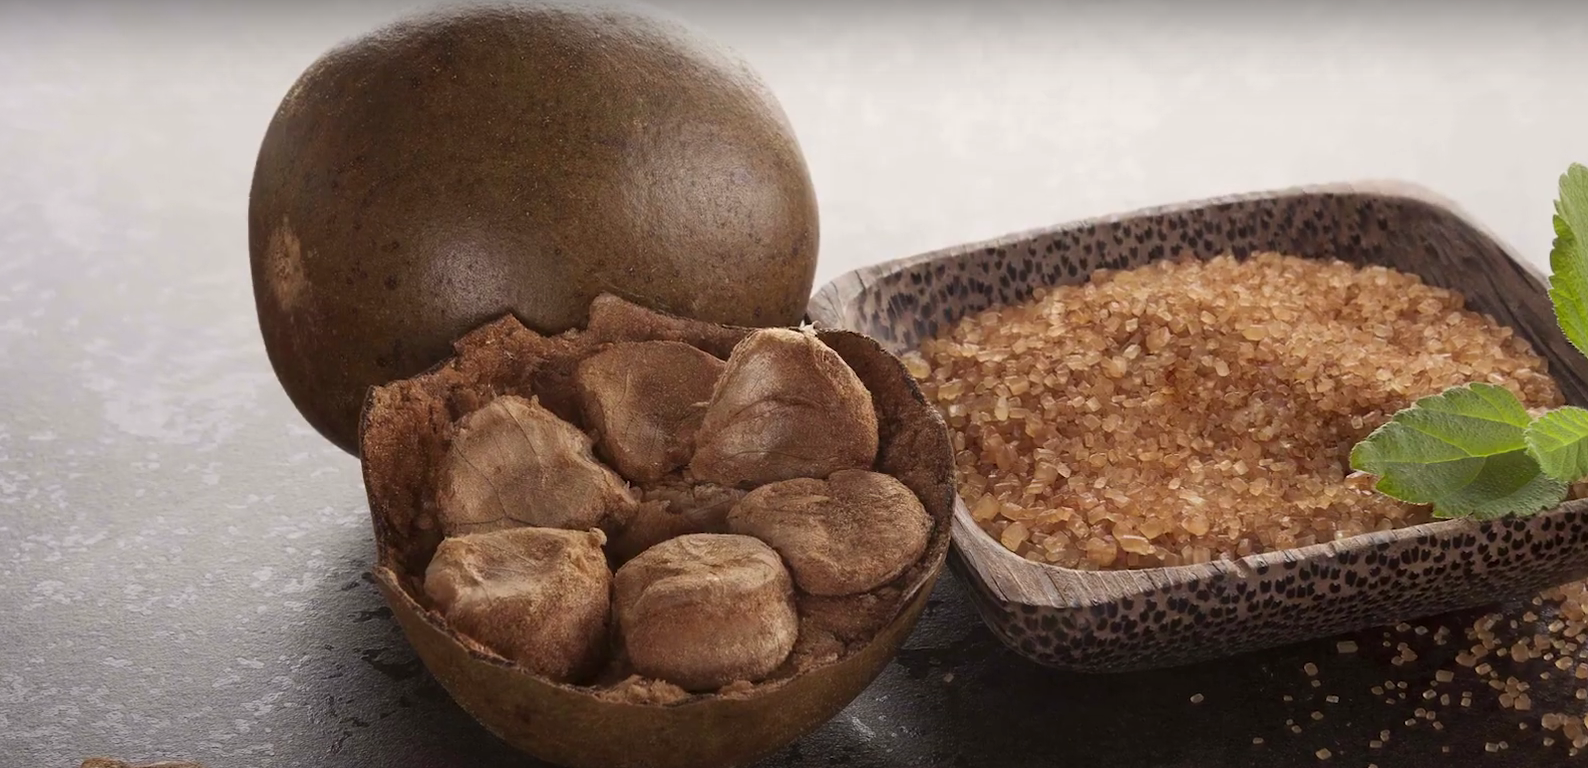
[806,182,1588,673]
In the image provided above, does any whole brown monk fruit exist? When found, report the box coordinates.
[249,1,820,454]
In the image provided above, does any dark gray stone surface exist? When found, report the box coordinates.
[5,2,1588,767]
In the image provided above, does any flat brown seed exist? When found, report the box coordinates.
[728,469,932,596]
[425,526,612,683]
[575,341,726,483]
[689,328,879,487]
[435,395,636,536]
[614,533,799,691]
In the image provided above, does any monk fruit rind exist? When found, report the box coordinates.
[435,395,636,536]
[728,469,933,596]
[425,526,612,683]
[689,328,879,487]
[249,3,821,456]
[575,341,726,483]
[613,533,798,691]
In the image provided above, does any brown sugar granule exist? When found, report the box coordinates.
[1306,571,1588,756]
[911,253,1561,569]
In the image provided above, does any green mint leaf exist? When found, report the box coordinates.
[1525,405,1588,482]
[1547,163,1588,359]
[1349,383,1566,519]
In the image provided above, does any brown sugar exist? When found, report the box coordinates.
[910,253,1562,569]
[1290,568,1588,758]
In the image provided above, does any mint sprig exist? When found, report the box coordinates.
[1525,406,1588,483]
[1349,384,1566,519]
[1549,164,1588,360]
[1350,164,1588,519]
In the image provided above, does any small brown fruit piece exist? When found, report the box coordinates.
[575,341,726,483]
[728,469,932,596]
[689,328,879,487]
[608,482,746,564]
[614,533,798,691]
[435,395,635,536]
[425,526,611,683]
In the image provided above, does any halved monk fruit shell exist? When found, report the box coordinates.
[357,294,954,768]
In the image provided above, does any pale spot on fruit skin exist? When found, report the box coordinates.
[265,216,309,315]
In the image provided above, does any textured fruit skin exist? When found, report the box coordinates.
[248,1,820,454]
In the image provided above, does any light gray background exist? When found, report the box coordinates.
[6,1,1586,289]
[3,1,1586,766]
